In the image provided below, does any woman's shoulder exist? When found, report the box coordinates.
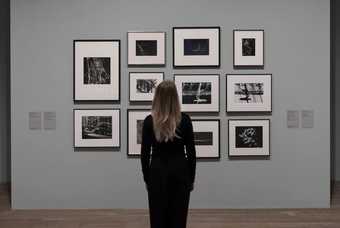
[181,112,192,123]
[144,114,153,122]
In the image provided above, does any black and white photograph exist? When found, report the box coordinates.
[184,39,209,55]
[82,116,112,139]
[129,72,164,102]
[173,27,220,67]
[182,82,212,104]
[74,109,120,148]
[136,40,157,56]
[192,120,220,159]
[136,119,144,144]
[128,32,165,66]
[137,79,157,94]
[175,74,219,112]
[234,30,264,67]
[194,132,213,145]
[234,83,264,104]
[74,40,120,101]
[127,110,151,156]
[227,74,272,112]
[242,38,256,56]
[235,126,263,148]
[229,119,270,156]
[83,57,111,84]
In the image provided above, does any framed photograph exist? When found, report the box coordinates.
[228,119,270,156]
[173,27,220,68]
[74,40,120,102]
[174,74,220,112]
[233,30,264,67]
[227,74,272,112]
[192,119,220,159]
[129,72,164,102]
[128,32,166,66]
[74,109,120,148]
[127,109,151,157]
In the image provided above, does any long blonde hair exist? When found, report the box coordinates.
[152,80,181,142]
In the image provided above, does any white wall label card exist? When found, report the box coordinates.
[287,110,299,128]
[44,112,56,130]
[302,110,314,128]
[29,112,42,130]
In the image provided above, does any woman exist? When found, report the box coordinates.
[141,80,196,228]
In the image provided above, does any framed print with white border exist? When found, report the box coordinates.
[227,74,272,112]
[192,119,220,159]
[127,109,151,157]
[228,119,270,156]
[74,40,120,102]
[173,27,220,68]
[74,109,120,148]
[129,72,164,102]
[174,74,220,113]
[233,30,264,67]
[128,32,166,66]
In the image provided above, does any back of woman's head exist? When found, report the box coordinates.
[152,80,181,142]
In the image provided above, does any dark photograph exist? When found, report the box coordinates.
[194,132,213,145]
[242,38,256,56]
[136,79,157,94]
[236,126,263,148]
[82,116,112,139]
[182,82,212,104]
[83,57,111,84]
[184,39,209,55]
[234,83,264,103]
[136,40,157,56]
[136,119,144,144]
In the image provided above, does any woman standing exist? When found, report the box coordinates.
[141,80,196,228]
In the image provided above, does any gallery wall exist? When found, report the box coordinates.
[11,0,330,209]
[0,0,10,184]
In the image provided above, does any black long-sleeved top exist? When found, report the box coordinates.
[141,113,196,185]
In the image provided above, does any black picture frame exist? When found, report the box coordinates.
[128,72,165,103]
[127,109,151,157]
[73,40,121,103]
[174,74,220,113]
[228,119,271,157]
[173,27,221,68]
[191,119,221,160]
[73,108,121,149]
[226,74,272,113]
[127,31,166,67]
[233,29,264,69]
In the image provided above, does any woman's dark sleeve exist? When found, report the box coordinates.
[141,116,152,185]
[184,114,196,185]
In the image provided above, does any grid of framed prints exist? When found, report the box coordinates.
[174,74,220,113]
[74,40,120,102]
[227,74,272,113]
[74,109,120,148]
[192,120,220,159]
[173,27,220,68]
[129,72,164,102]
[228,119,270,156]
[71,27,272,158]
[233,30,264,67]
[128,32,166,66]
[127,109,151,157]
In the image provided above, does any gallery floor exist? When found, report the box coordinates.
[0,183,340,228]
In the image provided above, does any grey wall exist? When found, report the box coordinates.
[333,0,340,181]
[11,0,330,209]
[0,0,10,184]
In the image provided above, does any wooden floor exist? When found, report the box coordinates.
[1,183,340,228]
